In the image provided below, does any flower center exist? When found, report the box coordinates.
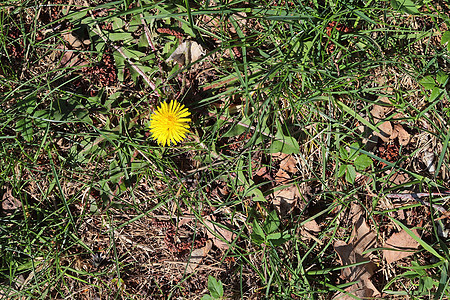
[165,114,176,129]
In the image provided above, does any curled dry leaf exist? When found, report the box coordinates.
[371,96,392,120]
[422,150,435,173]
[303,219,321,234]
[333,203,380,299]
[274,169,290,185]
[386,170,410,186]
[166,40,205,65]
[300,219,322,244]
[2,187,22,215]
[392,124,411,146]
[272,152,298,173]
[333,241,380,300]
[186,240,212,273]
[374,121,392,143]
[204,216,236,250]
[383,228,420,264]
[62,31,90,49]
[273,185,299,216]
[254,166,272,182]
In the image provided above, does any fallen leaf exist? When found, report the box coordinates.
[373,121,392,142]
[273,185,299,216]
[371,96,392,120]
[333,241,380,300]
[55,45,89,68]
[204,216,236,250]
[186,240,212,273]
[166,40,205,65]
[350,205,377,255]
[333,203,379,299]
[422,150,435,173]
[254,166,272,182]
[371,105,386,120]
[272,152,298,173]
[62,31,89,49]
[386,170,410,185]
[303,219,321,234]
[2,187,21,214]
[383,228,420,264]
[274,169,290,185]
[393,124,411,146]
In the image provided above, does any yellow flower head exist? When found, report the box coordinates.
[149,100,191,146]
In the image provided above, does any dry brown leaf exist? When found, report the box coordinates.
[62,31,89,49]
[422,150,435,173]
[273,185,299,216]
[395,125,411,146]
[371,96,392,120]
[383,228,420,264]
[373,121,392,142]
[371,105,386,120]
[254,166,272,182]
[386,170,410,185]
[186,240,212,273]
[333,203,380,299]
[303,219,321,234]
[2,187,21,214]
[350,206,376,255]
[333,241,380,299]
[274,169,290,185]
[166,40,205,65]
[272,153,298,173]
[204,216,236,250]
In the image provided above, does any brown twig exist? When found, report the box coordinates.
[140,13,156,52]
[385,192,450,214]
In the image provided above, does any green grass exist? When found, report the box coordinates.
[1,0,450,299]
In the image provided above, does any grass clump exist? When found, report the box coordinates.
[1,0,450,299]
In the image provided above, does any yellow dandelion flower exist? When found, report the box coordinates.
[149,100,191,146]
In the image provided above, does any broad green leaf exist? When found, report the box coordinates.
[113,51,126,82]
[269,120,299,154]
[436,71,449,86]
[268,232,291,246]
[16,118,33,142]
[390,0,420,15]
[348,142,360,160]
[441,31,450,45]
[266,232,282,240]
[429,87,443,102]
[251,220,265,245]
[105,32,133,42]
[33,110,50,128]
[421,276,434,291]
[263,210,280,234]
[222,117,249,138]
[65,10,88,22]
[121,48,146,60]
[354,154,373,171]
[246,182,266,202]
[207,276,224,298]
[138,34,149,48]
[345,165,356,183]
[112,17,124,30]
[339,146,348,160]
[419,75,435,90]
[338,164,348,177]
[109,160,123,184]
